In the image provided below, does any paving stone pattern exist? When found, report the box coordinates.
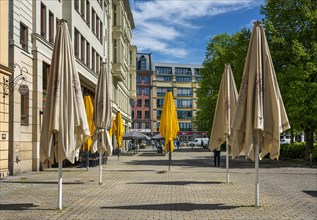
[0,147,316,220]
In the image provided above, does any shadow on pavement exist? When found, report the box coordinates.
[127,181,222,185]
[100,202,238,211]
[303,190,317,198]
[2,181,85,185]
[0,203,38,210]
[124,158,213,168]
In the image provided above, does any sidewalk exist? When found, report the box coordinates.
[1,147,316,220]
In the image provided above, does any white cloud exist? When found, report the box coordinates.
[131,0,263,61]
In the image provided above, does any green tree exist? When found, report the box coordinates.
[261,0,317,158]
[195,29,251,133]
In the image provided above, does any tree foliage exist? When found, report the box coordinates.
[261,0,317,157]
[195,30,251,132]
[197,0,316,158]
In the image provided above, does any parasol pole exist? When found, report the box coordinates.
[168,141,171,171]
[226,137,229,183]
[99,149,102,184]
[255,144,260,206]
[58,160,63,210]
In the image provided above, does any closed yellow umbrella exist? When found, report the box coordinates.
[109,118,117,137]
[159,92,179,170]
[83,96,96,152]
[115,112,124,148]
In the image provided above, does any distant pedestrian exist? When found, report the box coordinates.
[214,146,221,167]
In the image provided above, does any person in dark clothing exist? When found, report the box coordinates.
[214,146,221,167]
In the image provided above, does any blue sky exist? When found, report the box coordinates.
[131,0,265,65]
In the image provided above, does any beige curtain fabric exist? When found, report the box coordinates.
[40,21,90,163]
[209,64,238,152]
[231,22,290,161]
[92,63,113,155]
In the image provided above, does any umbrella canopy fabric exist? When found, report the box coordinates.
[209,64,238,151]
[159,92,179,152]
[123,130,151,140]
[83,96,96,152]
[40,20,90,164]
[109,118,117,137]
[231,21,290,161]
[92,63,113,155]
[151,133,164,140]
[115,112,124,148]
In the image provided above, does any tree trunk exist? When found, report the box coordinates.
[304,128,314,160]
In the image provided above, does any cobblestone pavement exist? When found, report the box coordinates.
[1,147,316,220]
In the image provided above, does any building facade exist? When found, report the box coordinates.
[152,62,207,142]
[131,53,153,136]
[5,0,136,175]
[0,0,13,178]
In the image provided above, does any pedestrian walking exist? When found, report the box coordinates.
[214,146,221,167]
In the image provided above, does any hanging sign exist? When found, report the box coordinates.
[19,84,29,95]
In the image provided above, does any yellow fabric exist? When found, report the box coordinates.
[159,92,179,152]
[115,112,124,148]
[83,96,96,152]
[109,118,117,137]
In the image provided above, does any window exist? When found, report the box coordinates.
[81,36,85,62]
[137,75,142,84]
[156,76,172,82]
[100,20,103,41]
[144,88,150,96]
[145,122,150,129]
[86,41,90,67]
[113,4,117,26]
[74,29,79,58]
[113,39,117,63]
[92,48,96,72]
[177,88,193,97]
[49,11,54,44]
[137,87,142,95]
[131,110,134,119]
[42,62,50,108]
[179,122,192,131]
[137,99,142,107]
[131,99,134,107]
[157,87,173,96]
[137,111,142,119]
[86,0,90,26]
[81,0,85,17]
[157,99,164,108]
[175,67,191,75]
[137,122,142,129]
[177,111,192,119]
[96,16,100,38]
[157,110,162,119]
[144,111,150,119]
[176,76,192,82]
[177,99,193,108]
[20,23,28,51]
[96,53,100,73]
[157,122,160,131]
[75,0,79,11]
[144,76,150,84]
[92,9,95,34]
[41,3,46,39]
[144,99,150,107]
[194,68,201,76]
[21,93,29,126]
[155,66,172,74]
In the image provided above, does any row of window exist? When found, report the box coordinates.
[131,110,150,119]
[156,110,193,119]
[157,99,193,108]
[137,87,150,96]
[74,28,102,73]
[131,99,150,107]
[74,0,104,42]
[132,122,151,129]
[156,88,193,97]
[40,3,56,44]
[137,75,151,84]
[155,122,192,132]
[155,67,201,75]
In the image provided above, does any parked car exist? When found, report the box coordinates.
[193,138,209,148]
[181,141,192,147]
